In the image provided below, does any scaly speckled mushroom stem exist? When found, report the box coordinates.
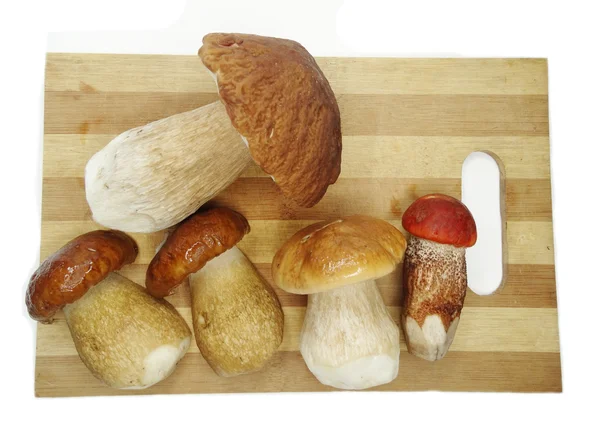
[189,246,284,377]
[63,273,191,389]
[85,101,252,233]
[300,280,400,390]
[401,236,467,361]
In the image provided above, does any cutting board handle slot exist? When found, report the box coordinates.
[461,151,508,296]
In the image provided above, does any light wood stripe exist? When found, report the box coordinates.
[41,177,552,222]
[42,135,550,179]
[34,351,562,396]
[43,92,549,136]
[40,220,556,266]
[45,54,549,95]
[506,221,555,265]
[112,263,557,309]
[36,306,559,357]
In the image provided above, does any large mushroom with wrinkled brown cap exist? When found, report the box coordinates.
[401,194,477,361]
[85,33,342,233]
[146,207,284,377]
[25,230,191,389]
[272,216,406,390]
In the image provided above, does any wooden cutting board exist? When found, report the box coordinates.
[36,54,560,396]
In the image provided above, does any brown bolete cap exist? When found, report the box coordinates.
[26,230,138,323]
[272,216,407,294]
[402,194,477,248]
[146,207,250,298]
[199,33,342,208]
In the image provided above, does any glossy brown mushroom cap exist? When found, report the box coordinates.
[272,215,407,294]
[145,207,250,298]
[26,230,138,323]
[199,33,342,208]
[402,194,477,248]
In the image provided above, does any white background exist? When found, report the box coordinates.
[1,0,599,429]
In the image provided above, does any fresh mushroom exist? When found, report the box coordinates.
[401,194,477,361]
[85,33,342,233]
[146,207,284,377]
[25,230,191,389]
[272,216,407,390]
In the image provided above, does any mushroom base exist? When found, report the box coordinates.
[189,247,284,377]
[307,352,398,391]
[64,273,191,389]
[402,315,460,361]
[300,280,400,390]
[402,236,467,361]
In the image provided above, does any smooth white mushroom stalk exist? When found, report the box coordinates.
[85,101,251,233]
[64,273,191,389]
[300,280,400,390]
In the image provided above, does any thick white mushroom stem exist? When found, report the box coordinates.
[85,101,252,233]
[63,273,191,389]
[189,247,284,377]
[300,280,400,390]
[402,236,467,361]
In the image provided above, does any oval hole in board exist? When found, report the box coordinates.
[461,151,507,295]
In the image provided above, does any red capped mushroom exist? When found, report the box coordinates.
[400,194,477,361]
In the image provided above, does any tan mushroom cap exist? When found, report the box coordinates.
[199,33,342,208]
[272,216,407,294]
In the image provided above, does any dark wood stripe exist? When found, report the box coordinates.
[34,351,561,397]
[506,178,553,221]
[114,263,556,309]
[465,264,557,308]
[339,94,549,136]
[44,92,220,135]
[41,177,552,222]
[44,92,549,136]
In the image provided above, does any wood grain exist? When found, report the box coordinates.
[39,220,556,265]
[45,55,548,95]
[35,351,561,396]
[44,92,548,136]
[43,135,551,179]
[35,54,559,396]
[41,177,552,221]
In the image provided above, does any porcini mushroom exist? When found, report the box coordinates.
[85,33,342,233]
[401,194,477,361]
[272,216,407,390]
[25,230,191,389]
[146,207,284,377]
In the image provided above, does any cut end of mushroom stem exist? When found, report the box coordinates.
[300,279,399,390]
[189,246,284,377]
[402,315,460,362]
[121,337,191,390]
[85,101,251,233]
